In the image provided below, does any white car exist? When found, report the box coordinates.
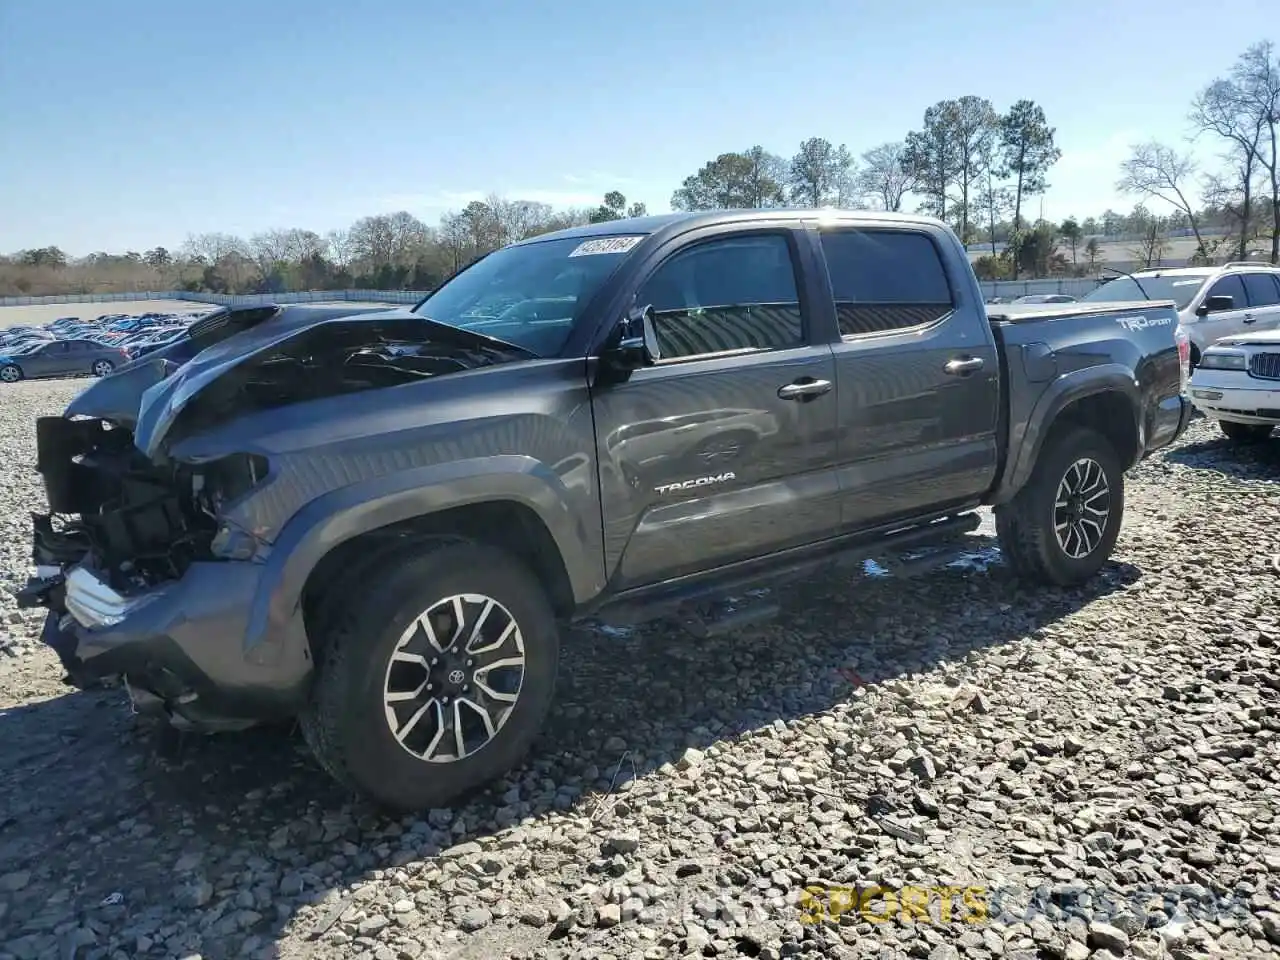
[1188,329,1280,442]
[1080,262,1280,366]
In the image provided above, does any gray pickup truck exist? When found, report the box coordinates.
[20,210,1191,811]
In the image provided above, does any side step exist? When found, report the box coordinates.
[591,511,983,630]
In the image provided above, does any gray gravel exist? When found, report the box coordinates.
[1,377,1279,960]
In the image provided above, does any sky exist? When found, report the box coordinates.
[1,0,1275,255]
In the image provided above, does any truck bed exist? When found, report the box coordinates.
[986,299,1178,323]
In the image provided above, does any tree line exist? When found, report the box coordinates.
[3,39,1276,298]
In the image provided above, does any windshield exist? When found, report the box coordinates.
[411,234,644,356]
[1080,274,1209,311]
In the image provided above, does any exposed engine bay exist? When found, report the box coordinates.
[30,416,260,592]
[24,306,527,600]
[170,316,521,440]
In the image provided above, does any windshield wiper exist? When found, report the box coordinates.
[1099,265,1151,300]
[413,315,539,359]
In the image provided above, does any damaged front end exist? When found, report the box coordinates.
[18,303,529,726]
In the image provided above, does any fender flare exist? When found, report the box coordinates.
[240,455,598,666]
[993,364,1140,505]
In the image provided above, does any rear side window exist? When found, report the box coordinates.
[1206,274,1248,309]
[1242,273,1280,307]
[819,229,954,337]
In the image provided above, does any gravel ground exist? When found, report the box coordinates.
[1,378,1278,960]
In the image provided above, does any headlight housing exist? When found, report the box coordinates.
[1197,350,1247,371]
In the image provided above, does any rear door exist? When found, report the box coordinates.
[1241,272,1280,333]
[590,224,841,590]
[1199,274,1252,343]
[815,224,1000,530]
[30,342,71,377]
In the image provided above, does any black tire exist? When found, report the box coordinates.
[1219,420,1273,443]
[92,359,115,377]
[995,426,1124,587]
[0,364,22,384]
[300,540,560,812]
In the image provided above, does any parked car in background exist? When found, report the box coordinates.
[1188,327,1280,443]
[1014,294,1077,304]
[0,339,130,383]
[1081,263,1280,366]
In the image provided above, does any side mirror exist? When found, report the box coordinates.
[598,304,661,381]
[1197,294,1235,316]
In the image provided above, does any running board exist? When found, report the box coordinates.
[591,511,982,628]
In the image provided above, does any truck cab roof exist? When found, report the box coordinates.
[511,208,951,247]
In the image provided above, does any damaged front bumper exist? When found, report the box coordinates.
[20,415,309,730]
[21,556,306,729]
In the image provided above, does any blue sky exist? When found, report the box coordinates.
[1,0,1274,254]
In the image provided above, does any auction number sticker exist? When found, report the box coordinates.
[568,236,644,257]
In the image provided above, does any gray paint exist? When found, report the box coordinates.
[33,208,1190,722]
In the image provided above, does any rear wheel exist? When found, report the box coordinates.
[92,359,115,377]
[300,540,560,812]
[0,364,21,383]
[996,426,1124,587]
[1219,420,1273,443]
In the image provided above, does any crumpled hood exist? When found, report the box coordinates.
[65,303,411,458]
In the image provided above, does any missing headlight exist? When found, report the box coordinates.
[194,453,270,517]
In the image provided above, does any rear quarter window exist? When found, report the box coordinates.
[818,229,954,337]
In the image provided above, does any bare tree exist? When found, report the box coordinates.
[1117,142,1206,256]
[181,232,248,265]
[325,229,354,270]
[1126,206,1170,268]
[1233,41,1280,263]
[1191,77,1269,260]
[855,142,915,212]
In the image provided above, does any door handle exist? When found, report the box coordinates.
[777,378,833,401]
[1244,314,1256,323]
[944,357,985,376]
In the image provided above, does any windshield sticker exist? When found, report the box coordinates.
[568,236,644,257]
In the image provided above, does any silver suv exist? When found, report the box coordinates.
[1080,262,1280,364]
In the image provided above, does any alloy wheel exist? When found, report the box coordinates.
[382,593,526,763]
[1052,457,1111,559]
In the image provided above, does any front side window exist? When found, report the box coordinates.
[1206,274,1248,310]
[819,229,954,336]
[637,233,803,360]
[412,234,643,357]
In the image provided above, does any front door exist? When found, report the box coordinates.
[590,226,840,591]
[1199,273,1252,344]
[814,224,1000,530]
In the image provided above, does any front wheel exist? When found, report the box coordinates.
[1219,420,1274,444]
[92,359,115,377]
[0,364,22,383]
[301,541,560,812]
[996,426,1124,587]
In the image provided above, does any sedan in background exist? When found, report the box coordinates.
[0,339,131,383]
[1187,328,1280,443]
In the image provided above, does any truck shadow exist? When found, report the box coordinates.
[0,537,1140,959]
[1164,433,1280,481]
